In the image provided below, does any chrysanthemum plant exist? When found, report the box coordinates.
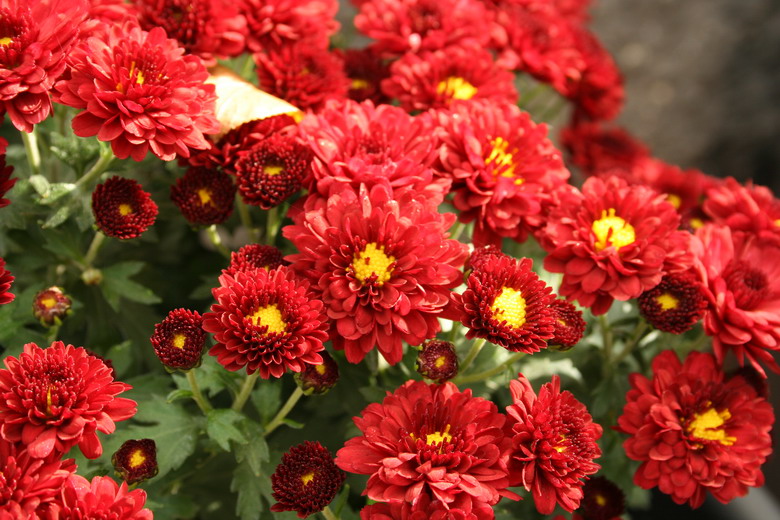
[0,1,776,519]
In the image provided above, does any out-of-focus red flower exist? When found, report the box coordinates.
[338,47,391,104]
[0,137,15,208]
[0,257,13,305]
[415,340,458,383]
[203,266,328,378]
[703,177,780,243]
[53,474,152,519]
[283,184,468,365]
[359,493,495,519]
[692,224,780,376]
[150,308,206,372]
[54,24,219,161]
[506,374,602,514]
[170,167,235,226]
[543,175,683,315]
[0,341,136,459]
[381,44,517,112]
[570,29,624,121]
[433,100,570,246]
[92,176,158,239]
[224,244,286,278]
[32,286,72,326]
[617,350,774,508]
[294,350,339,395]
[579,476,625,520]
[242,0,340,53]
[336,380,517,513]
[560,120,650,176]
[0,0,87,132]
[132,0,247,66]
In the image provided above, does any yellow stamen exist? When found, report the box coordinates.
[437,77,478,101]
[689,217,704,229]
[0,37,12,46]
[46,386,54,416]
[351,242,395,286]
[485,137,523,184]
[248,304,287,334]
[263,164,284,176]
[172,334,186,349]
[301,471,315,486]
[434,356,446,369]
[490,287,527,329]
[667,193,682,209]
[315,364,327,375]
[656,292,679,311]
[129,449,146,468]
[425,424,452,446]
[351,78,370,90]
[197,188,213,206]
[687,407,736,446]
[595,494,607,507]
[40,297,57,309]
[119,203,134,216]
[592,208,636,251]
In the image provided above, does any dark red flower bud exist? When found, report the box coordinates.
[32,286,72,326]
[415,340,458,383]
[112,439,159,485]
[150,309,206,371]
[295,351,339,395]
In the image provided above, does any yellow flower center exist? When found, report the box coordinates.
[351,242,395,286]
[119,204,134,216]
[687,407,736,446]
[434,356,446,369]
[46,385,54,416]
[351,78,370,90]
[315,364,327,375]
[264,164,284,176]
[0,37,12,46]
[248,304,287,334]
[197,188,213,206]
[490,287,527,328]
[656,292,679,311]
[667,193,682,209]
[592,208,636,251]
[689,217,704,229]
[40,296,57,309]
[425,424,452,446]
[301,471,315,486]
[129,449,146,468]
[485,137,523,185]
[595,494,607,507]
[172,334,186,349]
[437,77,478,101]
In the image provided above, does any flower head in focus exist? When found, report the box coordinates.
[150,308,206,372]
[224,244,286,278]
[55,474,153,519]
[112,438,158,485]
[92,176,158,239]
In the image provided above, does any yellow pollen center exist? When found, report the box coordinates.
[315,364,327,375]
[40,297,57,309]
[592,208,636,251]
[425,424,452,446]
[119,203,134,216]
[689,217,704,229]
[490,287,527,328]
[554,434,567,453]
[351,78,370,90]
[351,242,396,286]
[263,164,284,176]
[129,449,146,468]
[485,137,523,184]
[774,219,780,227]
[172,334,186,349]
[437,76,478,101]
[687,407,737,446]
[248,304,287,334]
[656,292,679,311]
[595,494,607,507]
[197,188,213,206]
[0,37,12,46]
[667,193,682,209]
[301,471,315,486]
[434,356,446,369]
[45,385,54,416]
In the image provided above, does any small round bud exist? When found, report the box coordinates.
[295,351,339,395]
[579,476,625,520]
[415,340,458,383]
[32,286,72,326]
[112,439,159,485]
[150,309,206,372]
[548,299,586,351]
[81,267,103,285]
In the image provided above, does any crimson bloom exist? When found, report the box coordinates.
[336,380,516,512]
[0,0,87,132]
[242,0,340,53]
[549,299,586,350]
[54,23,219,161]
[112,439,158,485]
[0,257,13,305]
[617,350,774,507]
[637,271,707,334]
[560,120,649,177]
[170,167,235,226]
[359,493,495,519]
[703,177,780,243]
[224,244,286,278]
[0,342,136,459]
[53,475,152,519]
[0,137,15,208]
[506,374,603,514]
[150,308,206,372]
[92,176,158,239]
[283,184,468,365]
[203,266,328,378]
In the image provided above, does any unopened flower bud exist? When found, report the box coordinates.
[548,299,586,351]
[295,351,339,395]
[416,340,458,383]
[32,286,72,326]
[112,439,158,485]
[150,309,206,372]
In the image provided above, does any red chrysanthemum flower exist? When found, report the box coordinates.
[692,225,780,375]
[549,299,586,350]
[0,341,137,459]
[381,44,517,112]
[433,100,570,246]
[254,42,349,112]
[415,340,458,383]
[298,99,445,199]
[569,29,624,121]
[0,257,13,306]
[203,266,328,378]
[234,133,312,209]
[32,286,72,326]
[224,244,286,278]
[336,380,517,511]
[506,374,603,514]
[543,175,684,315]
[0,137,15,209]
[560,120,649,177]
[703,177,780,243]
[150,308,206,372]
[452,255,556,353]
[617,350,774,507]
[0,0,87,132]
[338,47,391,104]
[111,439,158,485]
[355,0,493,57]
[465,245,509,274]
[170,167,235,226]
[0,437,76,519]
[242,0,340,53]
[283,184,469,364]
[578,476,625,520]
[54,23,219,161]
[294,350,339,395]
[359,492,495,519]
[132,0,247,66]
[92,176,158,239]
[54,475,152,519]
[271,441,345,518]
[638,272,707,334]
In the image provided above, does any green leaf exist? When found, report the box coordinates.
[231,460,264,520]
[206,409,248,451]
[41,204,71,229]
[104,340,134,378]
[39,183,76,205]
[100,261,161,310]
[166,388,193,404]
[28,174,50,197]
[280,418,304,430]
[251,380,282,424]
[234,420,268,476]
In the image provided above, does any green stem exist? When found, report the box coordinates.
[459,338,486,374]
[447,320,462,344]
[186,370,213,414]
[240,54,255,82]
[76,148,115,190]
[206,225,231,258]
[265,205,281,242]
[236,196,259,243]
[264,386,304,436]
[454,352,525,385]
[83,232,106,267]
[21,128,42,177]
[231,372,260,412]
[449,220,465,241]
[613,319,649,365]
[321,505,340,520]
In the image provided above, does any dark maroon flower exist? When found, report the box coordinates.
[0,137,16,208]
[32,286,72,326]
[415,339,458,383]
[112,438,158,485]
[0,257,14,305]
[579,476,625,520]
[224,244,286,278]
[638,272,708,334]
[170,167,236,226]
[294,351,340,395]
[150,309,206,372]
[92,176,158,239]
[549,299,586,350]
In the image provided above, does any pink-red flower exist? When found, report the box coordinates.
[703,177,780,243]
[543,175,684,315]
[92,176,158,239]
[52,475,152,519]
[54,23,219,161]
[283,184,468,365]
[242,0,340,53]
[506,374,603,514]
[617,350,774,508]
[224,244,286,278]
[0,0,87,132]
[203,266,328,378]
[0,257,13,305]
[336,380,516,513]
[560,120,649,177]
[0,341,136,459]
